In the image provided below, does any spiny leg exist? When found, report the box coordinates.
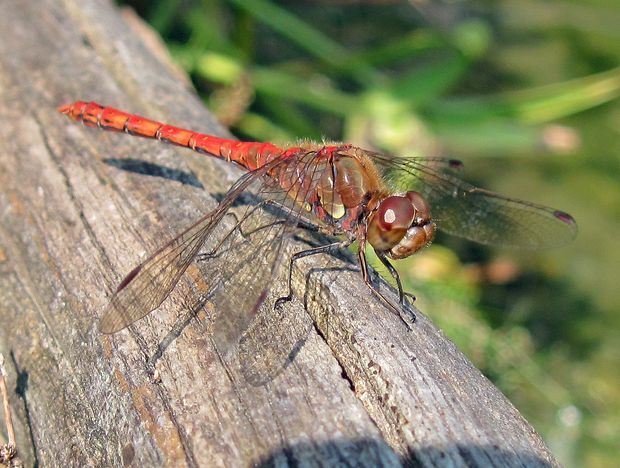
[358,249,416,330]
[195,202,267,261]
[234,200,323,239]
[274,239,352,309]
[376,251,417,322]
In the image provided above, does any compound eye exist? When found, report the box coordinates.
[375,196,415,231]
[405,191,430,218]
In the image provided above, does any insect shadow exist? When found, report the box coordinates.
[103,158,204,189]
[144,238,359,387]
[145,285,314,387]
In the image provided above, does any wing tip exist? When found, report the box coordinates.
[553,210,577,227]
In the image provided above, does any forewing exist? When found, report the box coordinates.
[372,154,577,248]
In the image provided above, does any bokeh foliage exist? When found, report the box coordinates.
[118,1,620,466]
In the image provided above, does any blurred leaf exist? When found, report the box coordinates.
[258,97,321,140]
[449,20,493,60]
[344,30,445,67]
[191,54,357,115]
[431,67,620,124]
[226,0,379,85]
[433,119,542,156]
[186,2,238,55]
[195,52,245,84]
[510,67,620,123]
[251,67,357,115]
[388,51,468,107]
[234,112,292,143]
[147,0,182,35]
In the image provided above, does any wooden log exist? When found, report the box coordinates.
[0,0,560,466]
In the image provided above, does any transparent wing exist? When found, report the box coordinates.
[100,150,332,349]
[99,165,272,333]
[371,154,577,248]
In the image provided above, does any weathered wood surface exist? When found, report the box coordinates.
[0,0,560,466]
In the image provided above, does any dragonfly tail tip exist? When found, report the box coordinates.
[57,103,72,115]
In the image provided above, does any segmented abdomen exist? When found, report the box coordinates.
[58,101,285,171]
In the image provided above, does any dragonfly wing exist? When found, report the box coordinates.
[373,155,577,249]
[99,167,267,333]
[101,149,336,384]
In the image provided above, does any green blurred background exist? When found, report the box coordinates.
[117,1,620,466]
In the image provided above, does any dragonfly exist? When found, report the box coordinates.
[58,101,577,335]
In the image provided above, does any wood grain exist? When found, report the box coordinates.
[0,0,559,466]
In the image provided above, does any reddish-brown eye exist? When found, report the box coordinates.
[375,196,415,231]
[405,191,430,219]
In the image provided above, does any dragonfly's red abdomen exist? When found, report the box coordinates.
[58,101,287,173]
[214,140,284,171]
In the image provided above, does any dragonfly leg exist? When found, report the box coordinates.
[375,252,416,305]
[197,201,322,262]
[196,203,266,262]
[274,239,352,310]
[358,250,416,330]
[236,201,322,238]
[263,200,324,232]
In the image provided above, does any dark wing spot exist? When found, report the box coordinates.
[448,159,463,169]
[116,264,142,292]
[554,210,576,226]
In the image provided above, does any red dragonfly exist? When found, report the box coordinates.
[59,101,577,335]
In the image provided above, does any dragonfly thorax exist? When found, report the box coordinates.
[367,191,435,259]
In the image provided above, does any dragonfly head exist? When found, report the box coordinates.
[367,191,435,259]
